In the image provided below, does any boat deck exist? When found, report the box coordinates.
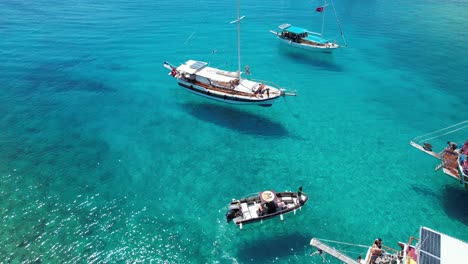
[310,239,360,264]
[410,141,468,188]
[442,151,460,180]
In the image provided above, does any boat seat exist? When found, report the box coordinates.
[241,203,249,213]
[282,196,292,201]
[248,206,259,218]
[233,216,243,223]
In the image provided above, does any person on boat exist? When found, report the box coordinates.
[276,199,286,210]
[356,255,363,264]
[370,238,385,264]
[254,84,266,97]
[459,140,468,164]
[443,141,458,155]
[310,248,325,262]
[463,158,468,175]
[297,186,305,205]
[257,203,266,216]
[229,79,239,89]
[266,201,276,214]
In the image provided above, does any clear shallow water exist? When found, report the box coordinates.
[1,0,467,262]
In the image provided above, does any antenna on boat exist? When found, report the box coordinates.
[229,0,245,79]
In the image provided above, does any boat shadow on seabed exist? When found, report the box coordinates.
[181,102,290,137]
[442,185,468,226]
[412,185,468,226]
[279,45,344,72]
[235,233,310,262]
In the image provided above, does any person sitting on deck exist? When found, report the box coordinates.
[276,199,286,211]
[229,79,239,89]
[356,255,363,264]
[460,140,468,153]
[257,203,266,216]
[254,84,266,97]
[459,140,468,164]
[443,141,458,155]
[370,238,385,264]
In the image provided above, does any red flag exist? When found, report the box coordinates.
[316,6,324,12]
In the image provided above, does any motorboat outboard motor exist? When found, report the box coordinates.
[225,209,238,222]
[225,203,241,222]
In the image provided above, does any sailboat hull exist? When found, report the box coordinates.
[177,79,277,107]
[277,36,338,53]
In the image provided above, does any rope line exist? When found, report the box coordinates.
[412,120,468,143]
[329,0,347,46]
[315,238,369,248]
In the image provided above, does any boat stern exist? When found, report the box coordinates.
[225,202,242,223]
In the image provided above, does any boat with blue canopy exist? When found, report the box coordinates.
[269,0,346,53]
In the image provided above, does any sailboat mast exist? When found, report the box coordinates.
[236,0,241,79]
[321,0,326,35]
[229,0,245,78]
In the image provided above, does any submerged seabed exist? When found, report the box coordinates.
[1,0,467,263]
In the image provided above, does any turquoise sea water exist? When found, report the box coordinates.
[1,0,467,262]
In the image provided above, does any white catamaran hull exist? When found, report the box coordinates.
[276,36,339,53]
[177,79,279,107]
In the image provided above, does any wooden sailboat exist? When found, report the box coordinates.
[164,0,296,107]
[269,0,347,53]
[225,189,308,229]
[410,120,468,189]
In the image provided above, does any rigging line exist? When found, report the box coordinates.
[330,0,347,46]
[419,125,468,142]
[414,122,468,142]
[321,0,326,36]
[338,249,368,255]
[415,123,468,143]
[412,120,468,141]
[183,31,197,45]
[315,238,369,248]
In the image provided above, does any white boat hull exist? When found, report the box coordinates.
[177,79,279,107]
[277,36,339,53]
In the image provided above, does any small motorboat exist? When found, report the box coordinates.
[225,189,308,229]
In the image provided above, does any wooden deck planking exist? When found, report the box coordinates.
[409,141,441,159]
[442,151,461,180]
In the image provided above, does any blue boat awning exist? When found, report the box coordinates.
[283,26,307,34]
[304,34,328,44]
